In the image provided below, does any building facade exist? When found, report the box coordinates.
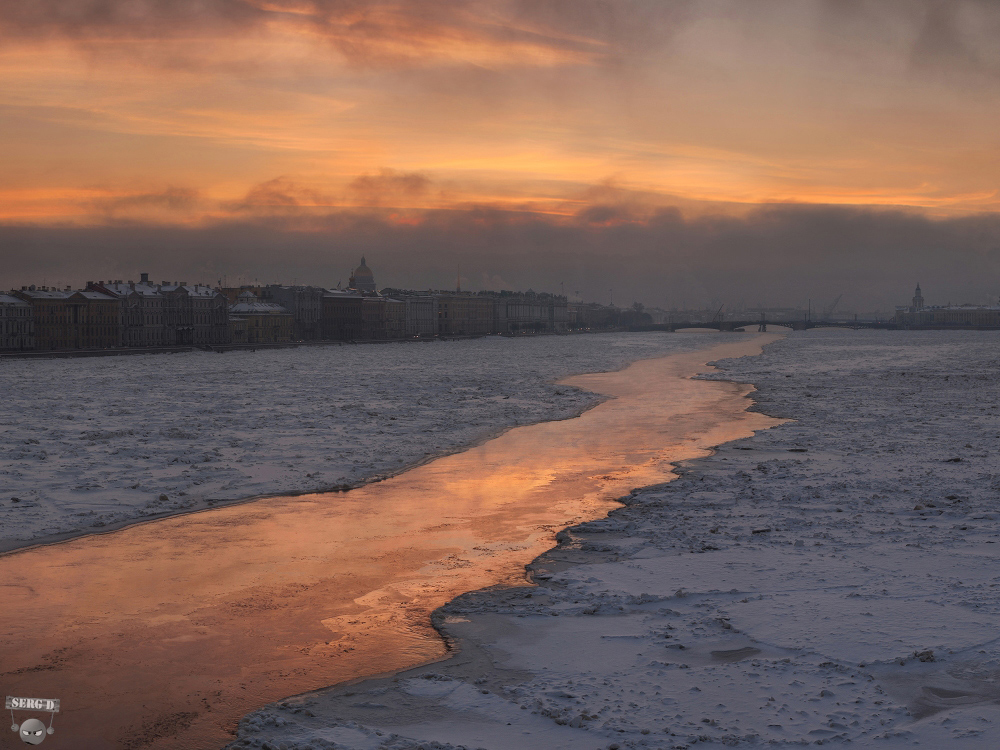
[493,292,568,334]
[263,285,324,340]
[401,295,438,337]
[228,291,293,344]
[0,294,34,351]
[896,304,1000,328]
[568,302,620,329]
[88,275,168,348]
[321,290,364,340]
[161,284,229,346]
[13,287,120,350]
[361,296,406,340]
[228,316,249,344]
[436,294,495,336]
[896,284,1000,328]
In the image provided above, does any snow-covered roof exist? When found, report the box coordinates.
[75,291,116,301]
[15,289,71,299]
[228,301,290,315]
[15,289,116,301]
[0,293,29,306]
[160,284,221,297]
[97,282,164,297]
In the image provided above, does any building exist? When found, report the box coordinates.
[263,285,324,340]
[348,257,377,293]
[160,283,230,346]
[321,290,364,340]
[13,287,120,350]
[493,291,568,334]
[382,288,570,337]
[398,294,438,337]
[87,274,167,348]
[0,293,33,351]
[219,286,266,305]
[228,315,249,345]
[896,284,1000,328]
[897,303,1000,328]
[436,293,495,336]
[361,295,406,340]
[568,302,619,330]
[228,291,293,344]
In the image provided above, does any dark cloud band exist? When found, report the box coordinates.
[3,203,998,311]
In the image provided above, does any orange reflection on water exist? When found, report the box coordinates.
[0,335,782,749]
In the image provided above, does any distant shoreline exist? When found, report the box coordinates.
[0,328,615,361]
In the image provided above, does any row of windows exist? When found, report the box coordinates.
[36,326,118,338]
[33,311,118,323]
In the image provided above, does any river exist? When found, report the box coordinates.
[0,334,779,749]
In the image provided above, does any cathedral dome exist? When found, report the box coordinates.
[349,256,377,292]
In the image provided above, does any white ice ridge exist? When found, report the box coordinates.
[0,333,714,550]
[229,329,1000,749]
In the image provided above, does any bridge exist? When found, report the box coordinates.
[629,319,900,333]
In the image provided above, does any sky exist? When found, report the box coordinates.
[3,0,1000,310]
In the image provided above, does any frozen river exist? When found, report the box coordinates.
[237,330,1000,750]
[1,333,718,551]
[0,334,777,748]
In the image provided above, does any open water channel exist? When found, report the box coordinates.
[0,334,780,749]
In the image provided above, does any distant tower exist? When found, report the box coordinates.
[911,283,924,312]
[349,256,376,293]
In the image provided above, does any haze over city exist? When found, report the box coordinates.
[4,0,1000,309]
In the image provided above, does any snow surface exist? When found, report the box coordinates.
[0,333,714,550]
[228,329,1000,749]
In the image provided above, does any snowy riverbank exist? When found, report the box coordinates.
[231,329,1000,749]
[0,333,715,551]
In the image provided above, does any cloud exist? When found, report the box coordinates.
[813,0,1000,80]
[7,0,1000,82]
[4,202,1000,313]
[0,1,604,68]
[87,186,202,216]
[0,0,267,40]
[576,204,638,226]
[907,1,1000,80]
[222,177,331,212]
[348,169,431,206]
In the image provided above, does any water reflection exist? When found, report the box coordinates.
[0,335,781,749]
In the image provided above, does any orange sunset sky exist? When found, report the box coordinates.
[3,0,1000,308]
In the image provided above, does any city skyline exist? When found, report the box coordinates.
[4,1,1000,309]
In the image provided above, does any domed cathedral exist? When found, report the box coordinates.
[349,256,377,293]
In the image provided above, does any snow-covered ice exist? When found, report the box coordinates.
[0,333,714,550]
[229,329,1000,749]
